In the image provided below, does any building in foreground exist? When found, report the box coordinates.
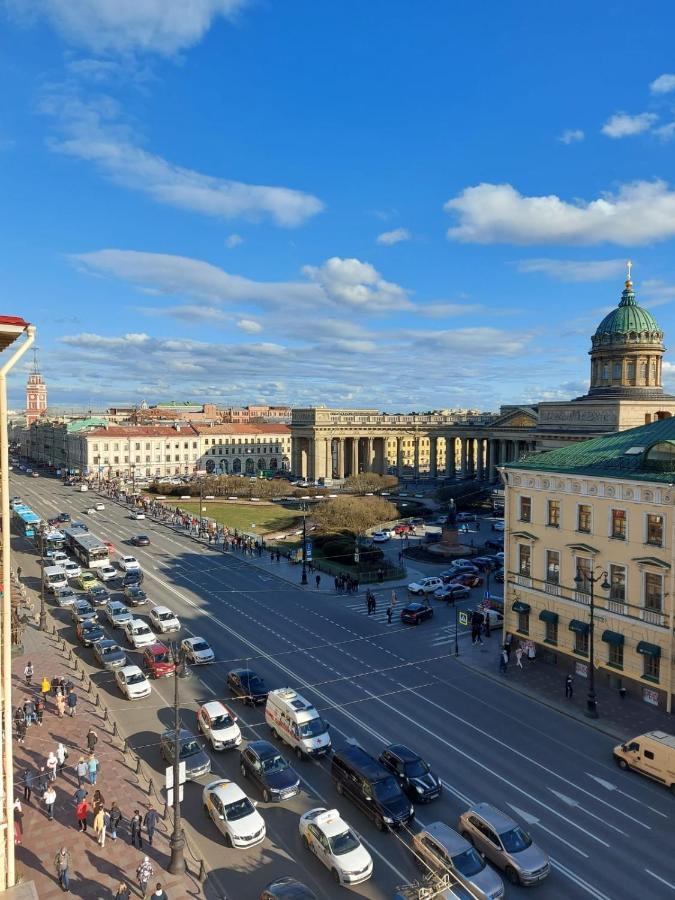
[501,416,675,713]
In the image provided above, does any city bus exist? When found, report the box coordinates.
[44,530,67,555]
[11,505,41,540]
[63,528,110,569]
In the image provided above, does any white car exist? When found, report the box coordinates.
[95,503,105,511]
[63,561,81,580]
[123,619,157,648]
[115,665,151,700]
[130,511,145,520]
[371,531,391,543]
[149,606,181,633]
[97,565,117,582]
[197,701,241,750]
[49,552,68,567]
[300,807,373,886]
[202,779,265,849]
[119,555,140,572]
[105,600,133,629]
[181,637,215,664]
[408,576,444,595]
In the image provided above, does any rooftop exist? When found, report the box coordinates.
[505,416,675,483]
[195,423,291,435]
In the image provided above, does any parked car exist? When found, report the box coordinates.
[115,664,151,700]
[122,619,157,648]
[458,803,550,886]
[197,700,242,751]
[71,521,88,531]
[92,639,127,670]
[434,583,471,603]
[97,564,117,583]
[378,744,442,803]
[57,512,71,523]
[122,569,144,587]
[407,576,444,596]
[105,599,133,629]
[456,513,477,523]
[131,534,150,546]
[393,523,414,535]
[401,602,434,625]
[491,520,505,532]
[371,530,391,543]
[123,584,147,606]
[142,642,176,678]
[240,740,300,803]
[181,636,215,664]
[149,605,181,633]
[484,539,503,551]
[227,668,268,706]
[76,621,106,646]
[202,778,265,849]
[472,556,497,570]
[441,563,479,581]
[299,807,373,886]
[160,728,211,779]
[412,821,505,899]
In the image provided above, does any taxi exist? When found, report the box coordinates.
[299,807,373,886]
[202,778,266,849]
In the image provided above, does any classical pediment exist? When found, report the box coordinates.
[491,406,538,429]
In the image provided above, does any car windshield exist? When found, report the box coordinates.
[404,759,429,778]
[244,676,265,693]
[127,673,145,685]
[261,754,288,774]
[179,739,201,758]
[192,641,209,652]
[83,624,101,634]
[329,828,361,856]
[153,651,170,663]
[210,713,234,729]
[452,847,485,877]
[159,612,173,621]
[500,826,532,853]
[373,776,402,802]
[102,646,119,656]
[135,626,150,635]
[298,718,327,738]
[224,797,255,821]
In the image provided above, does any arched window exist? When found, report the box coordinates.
[281,456,290,471]
[645,440,675,471]
[640,361,647,382]
[205,459,215,473]
[257,457,266,470]
[245,458,255,474]
[269,457,278,470]
[232,457,241,473]
[219,459,229,473]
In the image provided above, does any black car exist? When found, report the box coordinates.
[57,512,71,522]
[87,584,110,606]
[260,878,317,900]
[331,744,414,831]
[240,740,300,803]
[77,621,106,647]
[400,602,434,625]
[71,520,88,532]
[123,584,147,606]
[159,728,211,780]
[122,569,144,587]
[227,668,268,705]
[132,534,150,547]
[378,744,442,803]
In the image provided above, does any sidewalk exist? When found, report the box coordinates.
[454,634,674,740]
[12,624,205,900]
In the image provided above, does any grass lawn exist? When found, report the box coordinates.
[171,501,300,535]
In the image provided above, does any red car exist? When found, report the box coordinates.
[393,523,414,535]
[142,643,176,678]
[103,540,115,555]
[450,573,484,589]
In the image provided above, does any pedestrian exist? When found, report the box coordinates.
[66,689,77,717]
[515,646,524,669]
[87,753,99,785]
[377,567,384,583]
[75,797,89,832]
[35,766,48,796]
[504,633,513,660]
[56,692,66,718]
[56,742,67,773]
[40,675,50,699]
[23,698,35,726]
[15,715,26,745]
[315,574,321,590]
[92,789,105,813]
[150,883,168,900]
[130,809,143,848]
[35,695,45,726]
[16,565,22,582]
[75,757,87,788]
[390,589,397,608]
[13,798,23,845]
[114,883,131,900]
[23,767,33,802]
[483,611,491,637]
[136,856,154,898]
[565,675,573,699]
[371,594,377,614]
[471,611,484,645]
[54,846,71,893]
[93,807,107,846]
[143,804,158,846]
[499,648,509,675]
[24,661,33,686]
[86,727,98,753]
[73,785,87,806]
[109,801,122,841]
[46,750,58,782]
[43,784,56,820]
[386,606,392,624]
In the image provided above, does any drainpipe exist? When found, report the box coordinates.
[0,324,35,888]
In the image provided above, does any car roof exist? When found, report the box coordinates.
[129,618,147,627]
[305,808,349,838]
[163,727,197,741]
[119,665,143,677]
[405,602,425,610]
[334,745,389,781]
[468,803,516,832]
[146,642,169,653]
[385,744,420,762]
[419,821,468,854]
[207,779,246,803]
[229,667,257,678]
[108,600,125,609]
[247,740,279,760]
[152,605,171,614]
[200,700,231,717]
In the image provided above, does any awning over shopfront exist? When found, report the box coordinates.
[636,641,661,658]
[539,609,559,624]
[601,630,624,646]
[568,619,590,635]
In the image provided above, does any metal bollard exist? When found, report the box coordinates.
[163,801,169,820]
[95,692,101,708]
[68,649,73,661]
[73,658,80,672]
[112,721,118,737]
[103,706,109,722]
[123,738,129,754]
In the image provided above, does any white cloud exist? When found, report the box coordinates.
[416,302,484,318]
[654,122,675,141]
[601,112,657,138]
[236,318,262,333]
[650,73,675,94]
[558,129,584,144]
[444,180,675,245]
[302,257,412,312]
[6,0,248,56]
[376,227,411,245]
[225,233,243,248]
[515,258,626,282]
[44,94,323,227]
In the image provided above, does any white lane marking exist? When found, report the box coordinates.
[550,856,614,900]
[645,868,675,891]
[585,773,668,818]
[507,804,588,858]
[198,678,217,696]
[548,789,627,836]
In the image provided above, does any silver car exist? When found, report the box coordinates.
[458,804,549,886]
[412,821,504,899]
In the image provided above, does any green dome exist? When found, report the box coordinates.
[594,281,661,339]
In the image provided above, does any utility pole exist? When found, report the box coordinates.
[39,526,47,632]
[168,644,186,874]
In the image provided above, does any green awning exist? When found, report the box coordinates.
[512,600,531,614]
[601,630,624,646]
[569,619,590,635]
[636,641,661,658]
[539,609,559,624]
[631,556,671,570]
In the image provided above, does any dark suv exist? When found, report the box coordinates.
[331,744,414,831]
[378,744,442,803]
[239,740,300,803]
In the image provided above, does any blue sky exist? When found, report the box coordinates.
[3,0,675,413]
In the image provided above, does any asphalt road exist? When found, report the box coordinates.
[11,472,675,900]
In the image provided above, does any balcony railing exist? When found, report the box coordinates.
[544,581,562,596]
[516,574,532,587]
[643,608,666,627]
[574,591,590,605]
[607,600,627,616]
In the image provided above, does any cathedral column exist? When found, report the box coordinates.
[488,440,497,481]
[460,439,468,477]
[365,437,374,472]
[429,436,438,478]
[445,436,454,476]
[335,438,344,479]
[395,437,403,477]
[351,437,359,475]
[413,437,420,478]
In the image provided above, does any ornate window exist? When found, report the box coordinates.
[577,504,592,533]
[547,499,560,527]
[646,514,664,547]
[611,509,627,540]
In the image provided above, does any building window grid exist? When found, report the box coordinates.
[547,499,560,527]
[519,496,531,523]
[577,504,592,534]
[646,514,664,547]
[574,631,589,656]
[611,508,627,540]
[607,643,623,669]
[517,611,529,635]
[643,654,660,682]
[544,620,558,644]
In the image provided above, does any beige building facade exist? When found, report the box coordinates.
[195,423,291,474]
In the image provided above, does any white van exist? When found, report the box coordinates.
[78,484,89,492]
[265,687,331,759]
[43,565,68,594]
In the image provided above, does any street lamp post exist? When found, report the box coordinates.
[38,525,47,632]
[573,566,610,719]
[168,644,187,874]
[300,503,308,586]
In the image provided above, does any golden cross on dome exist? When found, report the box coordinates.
[626,259,633,282]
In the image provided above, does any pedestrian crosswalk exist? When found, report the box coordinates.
[342,600,471,646]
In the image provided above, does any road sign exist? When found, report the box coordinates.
[458,611,469,626]
[305,540,313,561]
[165,761,186,790]
[166,786,184,807]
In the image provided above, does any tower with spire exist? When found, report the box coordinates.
[25,349,47,425]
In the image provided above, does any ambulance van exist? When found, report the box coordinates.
[613,730,675,791]
[265,687,331,759]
